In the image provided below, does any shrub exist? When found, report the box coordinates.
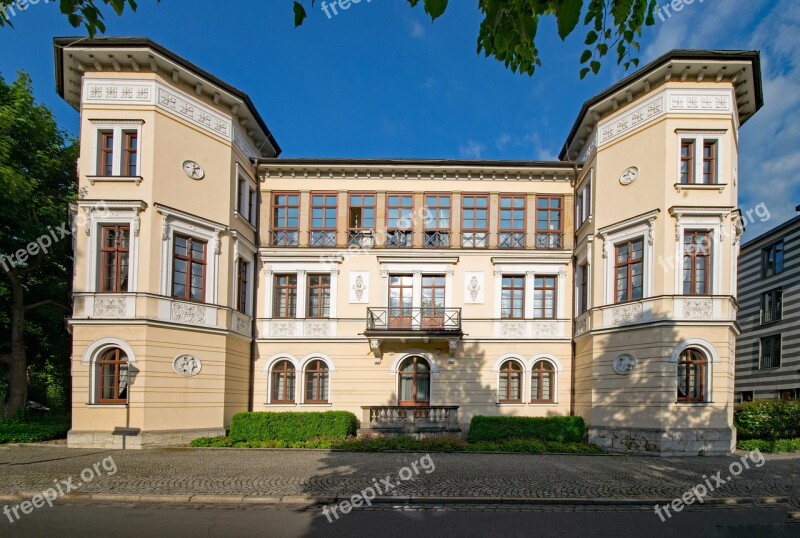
[0,416,70,444]
[190,436,234,448]
[229,411,358,443]
[332,434,467,453]
[467,416,586,443]
[734,400,800,440]
[465,439,603,454]
[737,438,800,454]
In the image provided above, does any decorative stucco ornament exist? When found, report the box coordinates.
[173,355,202,377]
[619,166,639,186]
[612,354,637,375]
[182,160,205,180]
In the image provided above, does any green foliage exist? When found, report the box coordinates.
[467,415,586,443]
[0,0,144,36]
[190,436,234,448]
[734,400,800,440]
[737,438,800,454]
[0,415,69,444]
[466,438,603,454]
[229,411,359,443]
[333,434,467,452]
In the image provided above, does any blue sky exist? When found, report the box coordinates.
[0,0,797,238]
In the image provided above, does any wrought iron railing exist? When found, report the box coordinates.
[366,308,462,331]
[309,230,337,248]
[761,306,782,324]
[270,230,299,247]
[535,232,565,249]
[348,229,375,248]
[498,232,526,249]
[385,230,414,248]
[461,232,489,248]
[424,231,451,248]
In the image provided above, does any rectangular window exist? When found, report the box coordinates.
[461,194,488,248]
[536,196,563,249]
[172,235,206,302]
[761,289,783,324]
[702,141,717,184]
[762,241,785,278]
[534,276,557,319]
[680,140,695,184]
[615,238,644,303]
[98,131,114,176]
[307,274,331,319]
[248,188,258,227]
[577,263,588,315]
[760,335,781,369]
[386,194,414,247]
[424,194,451,247]
[501,275,525,319]
[100,225,130,292]
[237,258,249,314]
[271,192,300,246]
[348,193,376,247]
[122,131,138,176]
[683,231,712,295]
[388,274,413,329]
[273,274,297,318]
[421,275,446,328]
[498,195,526,249]
[576,180,592,227]
[237,177,247,214]
[310,193,337,247]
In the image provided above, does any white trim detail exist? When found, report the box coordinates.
[598,210,659,306]
[388,350,440,374]
[88,119,144,178]
[670,207,731,296]
[81,338,137,405]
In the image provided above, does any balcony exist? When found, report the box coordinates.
[360,406,460,435]
[348,229,375,248]
[424,231,451,248]
[270,230,299,247]
[535,232,565,249]
[365,308,462,362]
[461,232,488,248]
[386,230,414,248]
[761,306,782,324]
[308,230,337,248]
[498,232,526,249]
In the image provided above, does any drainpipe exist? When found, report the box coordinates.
[247,160,260,413]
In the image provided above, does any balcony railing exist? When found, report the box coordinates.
[498,232,526,249]
[362,406,460,433]
[461,232,489,248]
[535,232,565,249]
[761,306,782,324]
[386,230,414,248]
[760,354,781,369]
[309,230,337,248]
[270,230,299,247]
[348,229,375,248]
[366,307,462,332]
[424,231,451,248]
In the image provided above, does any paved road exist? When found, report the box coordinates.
[1,445,797,504]
[2,502,798,538]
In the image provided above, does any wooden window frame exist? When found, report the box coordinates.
[271,191,300,230]
[534,276,557,320]
[614,238,644,304]
[273,274,298,319]
[397,356,431,407]
[530,360,555,404]
[237,258,249,314]
[304,359,330,404]
[348,192,377,231]
[172,234,207,302]
[578,263,588,315]
[461,194,489,248]
[536,195,563,234]
[677,348,706,403]
[702,140,718,184]
[271,360,296,404]
[501,275,525,320]
[498,194,526,248]
[498,360,523,404]
[683,231,712,296]
[98,130,114,176]
[306,273,331,319]
[248,187,258,227]
[680,139,695,184]
[100,225,130,293]
[122,130,138,176]
[97,348,128,404]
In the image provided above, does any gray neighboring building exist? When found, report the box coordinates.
[736,209,800,401]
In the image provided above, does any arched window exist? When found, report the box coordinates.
[531,361,555,403]
[677,348,706,402]
[305,360,330,403]
[398,356,430,406]
[499,360,523,403]
[271,360,296,403]
[97,348,129,404]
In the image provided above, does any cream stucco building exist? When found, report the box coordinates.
[54,37,763,454]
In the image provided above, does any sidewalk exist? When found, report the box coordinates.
[0,445,797,507]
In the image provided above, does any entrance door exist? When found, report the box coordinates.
[388,275,413,329]
[398,356,431,407]
[421,275,445,328]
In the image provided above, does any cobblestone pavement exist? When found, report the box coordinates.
[0,445,798,504]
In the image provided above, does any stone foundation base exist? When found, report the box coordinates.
[588,426,735,456]
[67,428,225,449]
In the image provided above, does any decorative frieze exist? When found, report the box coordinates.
[611,303,644,326]
[684,299,713,320]
[170,302,206,324]
[93,297,127,319]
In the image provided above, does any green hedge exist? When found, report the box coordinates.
[734,400,800,440]
[467,416,586,443]
[229,412,358,443]
[737,438,800,454]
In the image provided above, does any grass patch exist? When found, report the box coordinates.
[737,438,800,453]
[0,415,70,444]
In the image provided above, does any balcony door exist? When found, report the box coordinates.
[421,275,445,328]
[398,356,431,407]
[389,275,413,329]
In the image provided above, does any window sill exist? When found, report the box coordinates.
[233,211,257,232]
[676,402,713,407]
[301,403,333,407]
[85,403,128,408]
[674,183,727,193]
[266,403,298,407]
[496,403,526,407]
[87,175,143,186]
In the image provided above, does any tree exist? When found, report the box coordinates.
[0,0,141,36]
[295,0,657,78]
[0,72,77,417]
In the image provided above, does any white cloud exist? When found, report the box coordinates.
[409,19,425,39]
[459,140,485,159]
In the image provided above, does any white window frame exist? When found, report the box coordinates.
[232,231,257,316]
[575,168,593,228]
[670,208,728,296]
[235,163,258,229]
[90,120,143,177]
[262,257,343,319]
[157,204,226,305]
[676,130,725,185]
[599,210,659,306]
[298,353,336,405]
[378,257,457,314]
[492,262,568,320]
[670,339,720,405]
[81,337,137,406]
[80,200,145,293]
